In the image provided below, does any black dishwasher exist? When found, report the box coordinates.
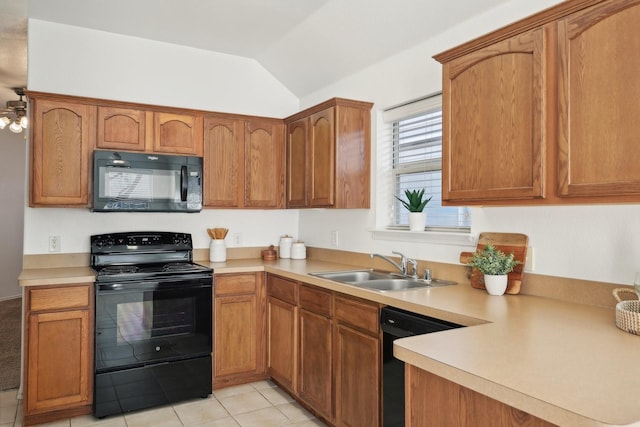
[381,306,463,427]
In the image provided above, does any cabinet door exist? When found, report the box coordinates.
[286,118,308,208]
[153,112,204,156]
[308,108,335,207]
[213,273,266,388]
[267,296,298,393]
[31,98,95,206]
[96,106,148,151]
[406,366,555,427]
[299,309,333,421]
[442,27,546,202]
[335,324,380,427]
[26,309,91,413]
[244,120,285,208]
[557,0,640,197]
[203,116,244,207]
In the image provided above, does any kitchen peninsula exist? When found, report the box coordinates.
[19,249,639,427]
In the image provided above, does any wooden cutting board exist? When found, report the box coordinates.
[459,232,528,295]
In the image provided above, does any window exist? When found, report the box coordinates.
[383,94,470,231]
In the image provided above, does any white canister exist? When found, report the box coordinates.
[279,236,294,258]
[209,239,227,262]
[291,242,306,260]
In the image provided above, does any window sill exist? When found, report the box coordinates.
[370,228,477,247]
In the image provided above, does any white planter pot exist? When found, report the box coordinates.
[408,212,426,232]
[484,274,508,296]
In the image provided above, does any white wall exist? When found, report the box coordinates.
[25,19,301,256]
[24,2,640,288]
[0,130,26,300]
[298,0,640,287]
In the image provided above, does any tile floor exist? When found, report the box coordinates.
[0,381,327,427]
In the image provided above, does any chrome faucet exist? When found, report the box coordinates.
[370,251,416,277]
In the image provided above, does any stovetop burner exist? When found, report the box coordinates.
[91,231,213,283]
[98,265,141,276]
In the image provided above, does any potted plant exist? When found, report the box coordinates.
[395,189,432,231]
[467,244,520,295]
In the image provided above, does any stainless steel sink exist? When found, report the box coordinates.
[310,269,457,292]
[311,269,392,283]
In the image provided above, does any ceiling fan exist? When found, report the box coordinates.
[0,88,27,133]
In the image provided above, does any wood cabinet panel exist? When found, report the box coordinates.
[213,273,267,388]
[268,275,298,305]
[97,106,147,151]
[244,120,285,208]
[557,0,640,197]
[203,116,244,207]
[29,286,90,312]
[24,284,93,425]
[309,108,335,207]
[299,309,333,421]
[153,112,203,156]
[30,98,95,206]
[406,366,555,427]
[441,27,546,203]
[284,98,372,209]
[335,295,379,335]
[286,118,308,207]
[334,324,380,427]
[299,285,332,317]
[267,296,298,393]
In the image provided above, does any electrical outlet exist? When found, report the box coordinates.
[49,236,61,253]
[331,230,339,247]
[232,233,242,247]
[525,247,534,271]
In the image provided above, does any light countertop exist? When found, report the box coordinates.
[20,257,638,426]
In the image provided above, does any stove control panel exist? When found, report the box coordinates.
[91,231,193,253]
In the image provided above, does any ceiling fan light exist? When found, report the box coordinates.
[20,115,28,128]
[9,120,22,133]
[0,117,10,129]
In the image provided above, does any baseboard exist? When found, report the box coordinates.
[0,295,21,302]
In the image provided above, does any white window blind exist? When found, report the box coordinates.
[383,94,471,231]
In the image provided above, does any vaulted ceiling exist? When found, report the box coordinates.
[0,0,514,106]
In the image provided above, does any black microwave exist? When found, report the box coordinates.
[93,150,203,212]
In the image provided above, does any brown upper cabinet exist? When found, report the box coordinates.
[204,115,284,208]
[96,106,148,152]
[285,98,373,209]
[557,0,640,198]
[28,92,370,210]
[152,112,203,156]
[30,96,95,207]
[97,107,203,156]
[434,0,640,205]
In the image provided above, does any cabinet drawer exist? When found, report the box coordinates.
[215,273,257,296]
[29,285,90,312]
[268,275,298,305]
[335,296,379,335]
[299,285,332,317]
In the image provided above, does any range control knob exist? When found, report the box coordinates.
[94,239,104,248]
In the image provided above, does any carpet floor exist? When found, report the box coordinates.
[0,297,21,391]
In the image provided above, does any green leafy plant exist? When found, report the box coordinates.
[395,189,432,213]
[467,244,520,275]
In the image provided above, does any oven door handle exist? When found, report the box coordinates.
[180,166,188,201]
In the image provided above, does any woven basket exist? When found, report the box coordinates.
[612,288,640,335]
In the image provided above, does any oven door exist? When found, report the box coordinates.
[95,276,212,372]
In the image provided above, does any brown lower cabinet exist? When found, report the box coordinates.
[23,284,94,426]
[213,273,268,389]
[267,274,381,426]
[406,365,556,427]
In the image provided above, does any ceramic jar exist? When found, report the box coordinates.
[209,239,226,262]
[279,236,294,259]
[291,242,307,260]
